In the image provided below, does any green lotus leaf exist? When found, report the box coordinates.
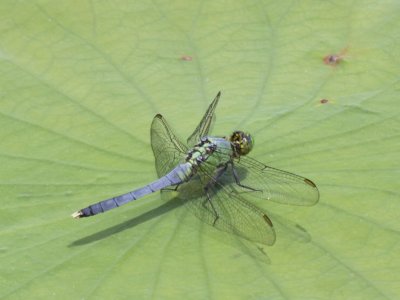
[1,1,399,299]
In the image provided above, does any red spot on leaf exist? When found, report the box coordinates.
[323,47,348,66]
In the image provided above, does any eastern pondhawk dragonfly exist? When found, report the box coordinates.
[72,92,319,245]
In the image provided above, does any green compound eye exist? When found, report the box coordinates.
[230,131,254,156]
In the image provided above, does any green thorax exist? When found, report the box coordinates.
[185,136,233,168]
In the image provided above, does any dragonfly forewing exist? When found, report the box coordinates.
[200,151,319,206]
[187,92,220,147]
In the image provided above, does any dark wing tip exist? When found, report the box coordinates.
[304,178,317,188]
[263,214,273,227]
[303,178,320,204]
[155,113,163,119]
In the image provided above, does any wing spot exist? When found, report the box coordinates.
[304,178,316,188]
[263,214,273,227]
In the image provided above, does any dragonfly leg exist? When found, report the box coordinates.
[230,162,261,192]
[203,165,227,225]
[204,189,219,225]
[161,184,181,192]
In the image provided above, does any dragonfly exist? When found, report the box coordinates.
[72,92,319,245]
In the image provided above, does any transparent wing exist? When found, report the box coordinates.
[151,114,188,178]
[187,91,221,146]
[230,155,320,206]
[178,162,276,245]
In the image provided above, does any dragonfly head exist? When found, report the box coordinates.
[229,131,254,156]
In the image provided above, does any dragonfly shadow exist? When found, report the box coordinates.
[68,172,222,248]
[68,196,182,247]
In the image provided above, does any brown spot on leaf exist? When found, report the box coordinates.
[181,55,193,61]
[323,47,348,66]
